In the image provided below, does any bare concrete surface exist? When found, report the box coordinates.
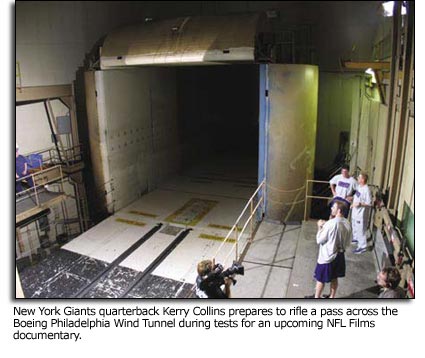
[232,221,300,298]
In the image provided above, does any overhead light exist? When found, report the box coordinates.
[382,1,407,17]
[365,68,377,84]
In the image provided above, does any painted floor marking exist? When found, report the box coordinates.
[165,198,218,226]
[115,218,146,227]
[128,210,158,218]
[199,233,236,244]
[208,223,242,231]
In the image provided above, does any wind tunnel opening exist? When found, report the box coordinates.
[176,65,259,187]
[84,64,260,217]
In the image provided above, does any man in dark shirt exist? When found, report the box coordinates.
[195,260,232,298]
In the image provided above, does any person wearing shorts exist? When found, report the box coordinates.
[310,200,352,298]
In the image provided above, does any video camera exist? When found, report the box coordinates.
[199,261,245,291]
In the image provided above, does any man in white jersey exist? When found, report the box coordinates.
[329,164,357,218]
[306,200,351,298]
[351,172,373,254]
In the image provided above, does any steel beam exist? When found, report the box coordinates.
[16,85,72,103]
[342,61,390,71]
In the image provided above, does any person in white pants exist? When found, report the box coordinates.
[351,172,373,254]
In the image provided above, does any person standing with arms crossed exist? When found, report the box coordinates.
[351,172,373,254]
[329,164,357,218]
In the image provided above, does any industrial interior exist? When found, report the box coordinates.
[15,1,414,298]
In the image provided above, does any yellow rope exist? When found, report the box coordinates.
[266,183,305,193]
[267,197,305,205]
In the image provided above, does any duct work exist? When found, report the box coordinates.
[100,14,265,68]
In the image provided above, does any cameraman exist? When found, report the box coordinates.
[195,260,232,298]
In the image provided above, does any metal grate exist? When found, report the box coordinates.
[160,224,184,236]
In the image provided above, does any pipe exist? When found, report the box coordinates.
[43,100,63,163]
[265,65,318,222]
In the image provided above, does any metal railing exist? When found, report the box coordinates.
[22,144,83,168]
[212,179,266,266]
[374,204,414,298]
[53,144,83,165]
[303,179,332,221]
[16,165,65,206]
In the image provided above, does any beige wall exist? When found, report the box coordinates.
[16,1,150,87]
[16,1,86,87]
[397,115,414,215]
[349,82,383,185]
[349,72,414,227]
[16,100,69,155]
[348,80,413,197]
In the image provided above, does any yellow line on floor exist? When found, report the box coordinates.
[208,223,242,231]
[115,218,146,227]
[128,210,158,218]
[199,233,236,244]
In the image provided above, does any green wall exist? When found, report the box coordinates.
[315,72,359,170]
[401,202,414,254]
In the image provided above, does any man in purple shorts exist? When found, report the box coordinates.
[307,200,351,298]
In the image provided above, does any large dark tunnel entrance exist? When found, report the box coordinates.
[176,65,259,185]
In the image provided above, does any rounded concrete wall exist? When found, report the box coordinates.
[266,64,318,223]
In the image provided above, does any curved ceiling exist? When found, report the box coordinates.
[100,14,262,68]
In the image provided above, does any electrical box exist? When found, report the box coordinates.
[57,115,71,134]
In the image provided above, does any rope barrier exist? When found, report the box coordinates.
[266,183,305,193]
[267,197,305,205]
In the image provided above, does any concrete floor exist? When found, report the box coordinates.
[232,221,300,298]
[228,220,380,299]
[19,156,381,298]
